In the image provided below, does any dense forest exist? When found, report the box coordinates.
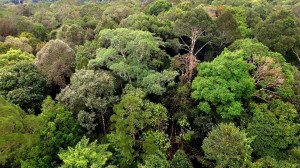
[0,0,300,167]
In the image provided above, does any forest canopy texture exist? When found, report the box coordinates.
[0,0,300,167]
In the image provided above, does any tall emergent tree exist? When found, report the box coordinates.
[163,5,214,82]
[57,69,118,133]
[35,39,75,88]
[88,28,178,95]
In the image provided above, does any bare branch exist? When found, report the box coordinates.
[194,41,211,56]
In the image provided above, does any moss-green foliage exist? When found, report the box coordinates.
[254,10,300,63]
[0,97,40,167]
[171,150,193,168]
[0,63,47,113]
[202,123,253,168]
[57,69,118,133]
[214,9,241,48]
[75,40,100,69]
[251,156,300,168]
[108,85,168,167]
[21,97,82,167]
[0,42,11,54]
[88,28,178,95]
[226,6,252,38]
[121,13,174,40]
[247,101,300,160]
[146,0,172,16]
[56,24,85,48]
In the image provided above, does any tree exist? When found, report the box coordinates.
[0,63,47,113]
[247,101,300,160]
[94,3,133,34]
[192,50,255,119]
[35,39,75,88]
[0,42,11,54]
[228,39,295,101]
[214,9,241,49]
[138,151,169,168]
[4,36,33,53]
[170,149,193,168]
[212,0,248,6]
[0,97,40,167]
[0,18,16,37]
[254,10,300,63]
[75,40,101,70]
[121,13,174,40]
[56,24,85,48]
[146,0,172,16]
[21,97,81,167]
[226,6,252,38]
[202,123,253,168]
[88,28,177,95]
[57,70,118,133]
[164,5,214,83]
[33,9,59,30]
[108,85,169,167]
[0,49,35,77]
[18,32,41,53]
[58,136,112,168]
[251,156,300,168]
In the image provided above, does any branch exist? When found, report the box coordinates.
[194,41,211,56]
[292,48,300,63]
[179,36,191,51]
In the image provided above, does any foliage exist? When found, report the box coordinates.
[247,101,300,160]
[170,149,193,168]
[0,49,35,76]
[1,1,300,168]
[192,50,255,119]
[229,39,295,100]
[0,63,47,113]
[0,97,40,167]
[35,39,75,88]
[138,151,169,168]
[56,24,85,48]
[22,97,81,167]
[202,123,253,168]
[121,13,173,40]
[214,9,241,48]
[146,0,172,16]
[75,40,100,69]
[58,136,112,168]
[88,28,177,95]
[108,85,168,166]
[254,10,300,63]
[33,9,59,30]
[251,156,300,168]
[224,6,252,38]
[57,69,118,133]
[18,32,41,53]
[4,36,33,53]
